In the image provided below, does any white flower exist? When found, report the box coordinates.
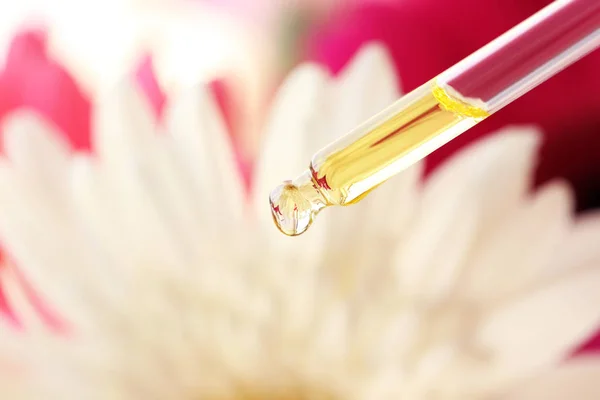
[0,44,600,399]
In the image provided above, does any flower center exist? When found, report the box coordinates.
[211,386,336,400]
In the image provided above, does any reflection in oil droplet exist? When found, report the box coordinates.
[269,170,329,236]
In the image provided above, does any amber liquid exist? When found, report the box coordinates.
[310,81,489,206]
[269,81,489,236]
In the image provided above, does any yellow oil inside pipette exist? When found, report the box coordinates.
[269,0,600,237]
[269,82,489,236]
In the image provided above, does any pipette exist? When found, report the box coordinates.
[269,0,600,236]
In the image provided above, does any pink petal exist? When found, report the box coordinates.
[0,284,20,328]
[134,57,252,190]
[0,252,66,331]
[136,55,166,118]
[576,331,600,355]
[0,30,92,151]
[14,266,66,332]
[0,30,93,325]
[209,78,253,191]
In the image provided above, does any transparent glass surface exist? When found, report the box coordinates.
[270,0,600,236]
[439,0,600,112]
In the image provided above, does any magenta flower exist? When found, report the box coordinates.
[0,31,91,151]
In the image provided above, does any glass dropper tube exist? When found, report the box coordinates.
[270,0,600,236]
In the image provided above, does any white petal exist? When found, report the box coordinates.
[463,181,572,303]
[327,43,399,138]
[2,112,71,208]
[251,64,332,275]
[0,265,46,332]
[92,80,191,268]
[347,162,423,287]
[0,163,87,317]
[504,357,600,400]
[3,111,71,174]
[411,344,457,392]
[71,152,211,284]
[392,129,541,301]
[0,320,33,391]
[546,211,600,278]
[390,169,479,300]
[427,126,541,232]
[69,155,135,269]
[358,306,421,369]
[476,266,600,390]
[165,82,246,231]
[252,63,330,218]
[141,131,216,263]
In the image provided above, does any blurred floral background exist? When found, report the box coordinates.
[0,0,600,398]
[3,0,598,207]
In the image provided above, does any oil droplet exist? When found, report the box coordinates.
[269,170,329,236]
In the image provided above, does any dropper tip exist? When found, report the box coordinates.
[269,181,312,236]
[269,171,329,236]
